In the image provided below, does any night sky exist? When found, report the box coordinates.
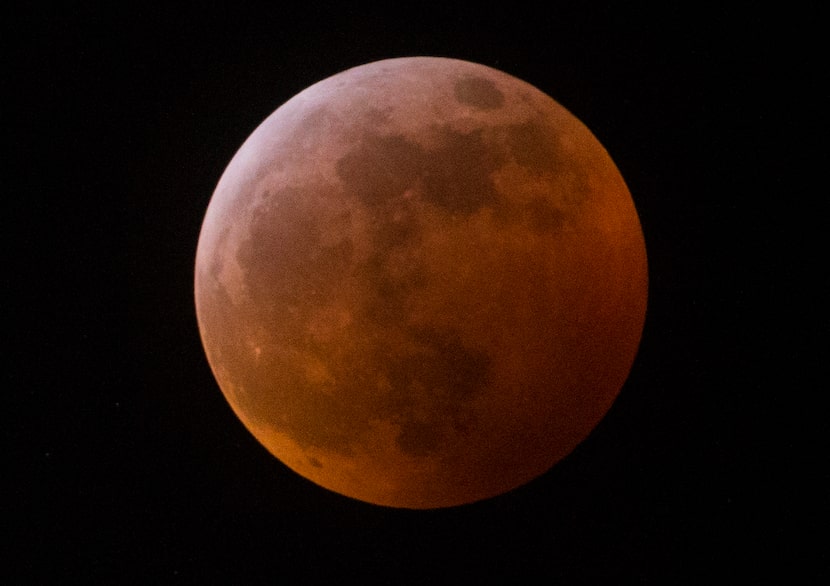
[8,5,819,583]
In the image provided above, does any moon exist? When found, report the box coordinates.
[194,57,647,509]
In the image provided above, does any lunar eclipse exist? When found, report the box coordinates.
[195,57,647,509]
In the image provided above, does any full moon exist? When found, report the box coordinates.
[195,57,647,509]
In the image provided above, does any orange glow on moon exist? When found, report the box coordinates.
[194,57,647,508]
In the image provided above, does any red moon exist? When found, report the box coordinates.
[195,57,647,508]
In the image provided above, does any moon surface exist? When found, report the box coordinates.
[194,57,647,509]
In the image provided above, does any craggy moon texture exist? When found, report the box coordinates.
[195,57,647,509]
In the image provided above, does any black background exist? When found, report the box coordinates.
[7,4,821,583]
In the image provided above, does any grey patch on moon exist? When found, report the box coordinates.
[504,120,563,174]
[335,125,505,216]
[419,126,505,214]
[380,326,492,456]
[453,76,505,110]
[336,134,424,208]
[524,196,567,232]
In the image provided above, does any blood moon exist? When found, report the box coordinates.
[194,57,647,509]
